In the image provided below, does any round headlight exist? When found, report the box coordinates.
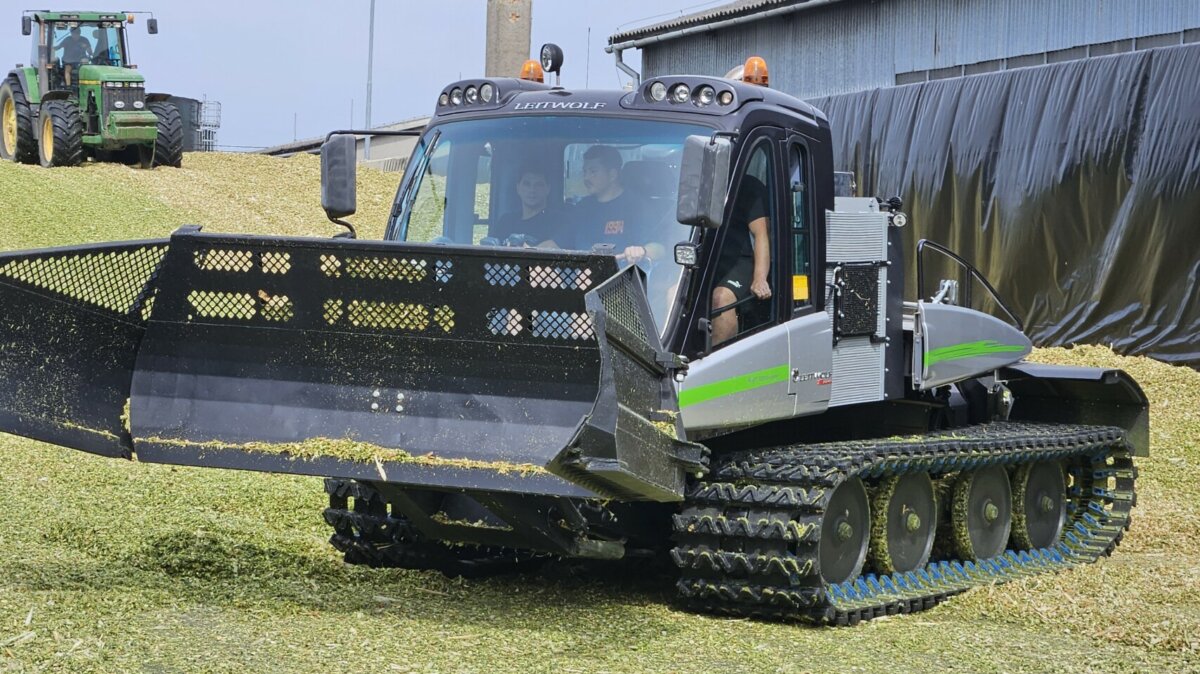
[649,81,667,102]
[717,90,735,106]
[113,100,126,109]
[449,88,463,105]
[480,83,495,103]
[670,83,690,104]
[133,101,144,109]
[464,86,479,104]
[695,85,715,105]
[439,92,450,106]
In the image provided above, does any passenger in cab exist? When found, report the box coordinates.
[712,175,772,346]
[572,145,663,266]
[492,164,559,245]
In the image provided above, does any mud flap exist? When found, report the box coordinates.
[0,228,699,500]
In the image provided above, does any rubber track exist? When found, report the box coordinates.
[322,478,542,578]
[672,422,1136,625]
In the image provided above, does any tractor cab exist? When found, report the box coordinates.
[24,12,153,92]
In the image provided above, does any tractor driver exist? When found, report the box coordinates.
[711,175,772,346]
[571,145,664,266]
[492,163,559,246]
[56,26,93,86]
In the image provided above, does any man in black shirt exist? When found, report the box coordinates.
[56,26,93,87]
[570,145,662,265]
[491,164,560,245]
[712,175,772,345]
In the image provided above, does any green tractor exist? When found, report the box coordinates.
[0,10,182,169]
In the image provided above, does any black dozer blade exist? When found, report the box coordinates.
[0,227,704,501]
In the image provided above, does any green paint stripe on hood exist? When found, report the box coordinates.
[679,364,789,409]
[926,340,1026,366]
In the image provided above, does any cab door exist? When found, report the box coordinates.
[783,137,833,417]
[678,129,796,430]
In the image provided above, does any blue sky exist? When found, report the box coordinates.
[1,0,727,149]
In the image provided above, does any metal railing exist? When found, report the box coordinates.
[915,239,1024,332]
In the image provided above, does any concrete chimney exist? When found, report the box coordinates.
[485,0,532,78]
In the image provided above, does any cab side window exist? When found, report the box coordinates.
[710,142,776,347]
[789,144,812,309]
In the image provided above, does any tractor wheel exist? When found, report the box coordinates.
[0,78,37,164]
[37,100,83,168]
[149,101,183,168]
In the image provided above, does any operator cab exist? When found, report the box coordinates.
[385,56,831,349]
[22,11,156,90]
[323,52,833,355]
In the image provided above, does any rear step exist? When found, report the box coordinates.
[0,227,703,501]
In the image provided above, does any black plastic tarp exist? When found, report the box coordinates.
[809,43,1200,368]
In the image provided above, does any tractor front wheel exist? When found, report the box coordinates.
[37,100,83,168]
[149,101,183,168]
[0,78,37,164]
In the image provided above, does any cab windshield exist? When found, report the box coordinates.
[394,115,712,332]
[45,20,126,68]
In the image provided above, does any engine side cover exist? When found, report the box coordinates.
[915,301,1032,389]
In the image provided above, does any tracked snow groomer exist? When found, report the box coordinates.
[0,52,1147,624]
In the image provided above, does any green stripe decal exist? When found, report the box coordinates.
[926,340,1026,366]
[678,364,790,409]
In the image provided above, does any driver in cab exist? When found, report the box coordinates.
[571,145,663,266]
[492,163,559,246]
[55,26,93,86]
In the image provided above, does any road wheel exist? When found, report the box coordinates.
[1011,461,1067,550]
[0,78,37,164]
[38,100,83,168]
[868,472,937,574]
[818,477,870,584]
[951,464,1012,560]
[149,101,183,168]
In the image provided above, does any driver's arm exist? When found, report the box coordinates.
[621,202,666,264]
[749,216,771,299]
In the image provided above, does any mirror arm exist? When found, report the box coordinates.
[322,128,422,143]
[709,130,738,145]
[330,218,357,239]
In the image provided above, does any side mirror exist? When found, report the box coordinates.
[676,135,731,229]
[146,18,158,34]
[321,133,357,221]
[22,16,32,36]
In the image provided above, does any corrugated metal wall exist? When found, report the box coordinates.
[803,43,1200,366]
[640,0,1200,98]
